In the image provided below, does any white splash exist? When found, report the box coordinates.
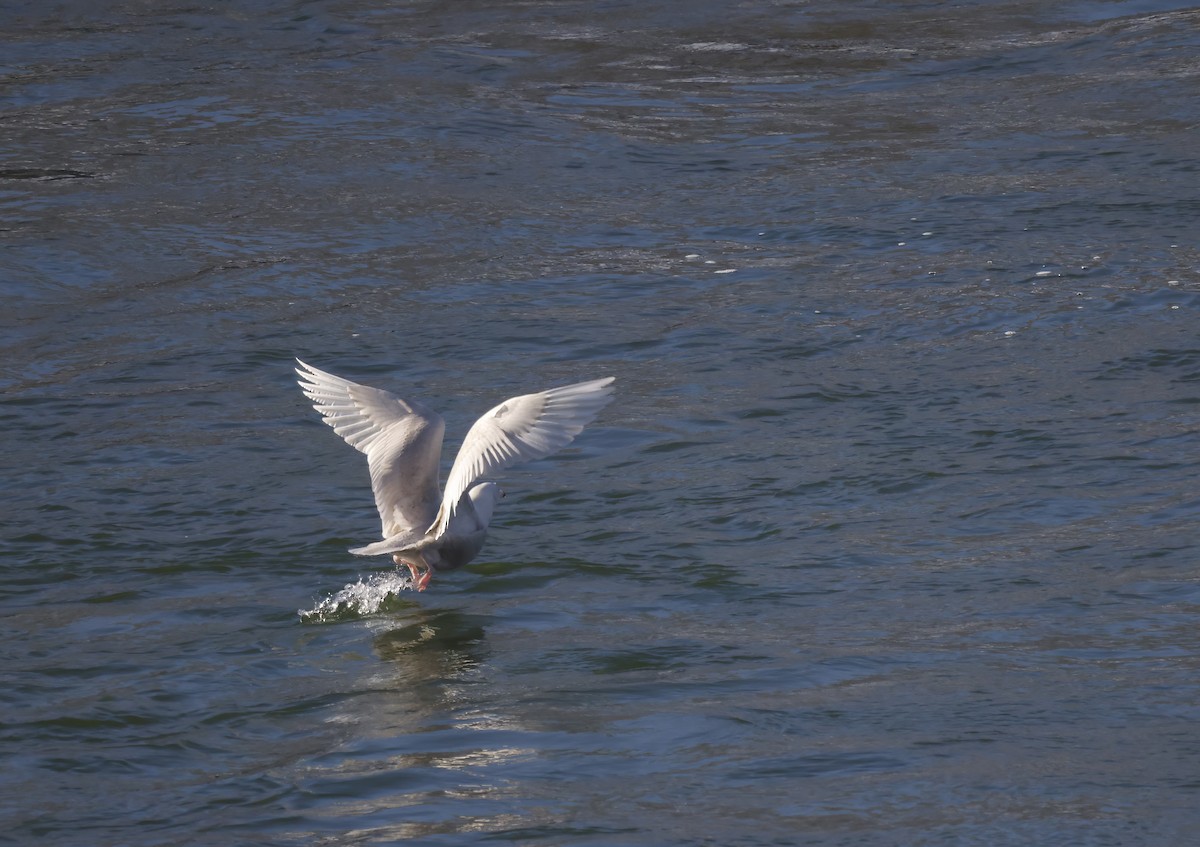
[299,571,416,623]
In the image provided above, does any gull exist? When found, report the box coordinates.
[296,359,615,591]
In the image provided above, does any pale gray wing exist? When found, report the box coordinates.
[348,527,427,557]
[296,359,445,539]
[428,377,615,537]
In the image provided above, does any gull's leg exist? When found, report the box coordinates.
[393,554,432,592]
[394,554,421,584]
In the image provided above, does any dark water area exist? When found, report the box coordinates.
[3,1,1200,844]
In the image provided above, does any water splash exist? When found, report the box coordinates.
[299,570,416,623]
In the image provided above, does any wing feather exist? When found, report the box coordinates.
[295,359,444,537]
[428,376,615,537]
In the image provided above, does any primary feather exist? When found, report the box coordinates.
[296,359,444,538]
[430,377,617,537]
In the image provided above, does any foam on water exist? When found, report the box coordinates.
[299,570,416,623]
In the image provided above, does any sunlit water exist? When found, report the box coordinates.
[4,1,1200,845]
[301,570,419,623]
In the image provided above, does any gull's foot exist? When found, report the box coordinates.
[394,555,431,592]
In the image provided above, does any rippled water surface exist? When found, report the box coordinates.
[4,1,1200,844]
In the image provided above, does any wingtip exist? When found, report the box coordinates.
[577,375,616,392]
[593,375,616,399]
[295,358,333,384]
[597,378,616,403]
[425,503,448,539]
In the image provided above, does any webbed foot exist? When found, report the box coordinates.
[394,554,432,592]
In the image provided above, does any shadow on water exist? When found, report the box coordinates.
[372,607,489,673]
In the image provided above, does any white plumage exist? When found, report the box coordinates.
[296,359,615,590]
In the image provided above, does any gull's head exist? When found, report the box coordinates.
[468,482,504,527]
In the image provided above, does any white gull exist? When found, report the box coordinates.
[296,359,615,590]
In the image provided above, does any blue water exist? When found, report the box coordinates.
[3,1,1200,844]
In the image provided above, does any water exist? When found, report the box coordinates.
[3,1,1200,844]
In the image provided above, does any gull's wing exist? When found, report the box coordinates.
[428,377,615,537]
[348,527,427,557]
[296,359,445,538]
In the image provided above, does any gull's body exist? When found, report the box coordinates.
[296,360,614,590]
